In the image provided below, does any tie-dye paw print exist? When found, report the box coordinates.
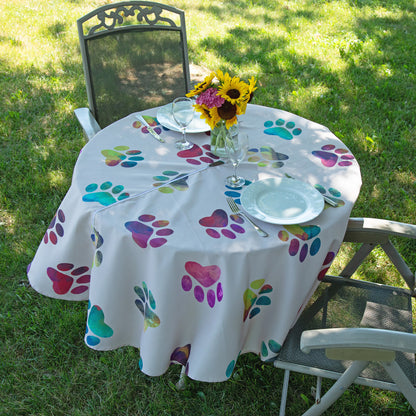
[134,282,161,331]
[170,344,191,368]
[82,182,130,206]
[261,339,282,361]
[85,301,114,346]
[314,184,345,208]
[312,144,354,167]
[125,214,174,248]
[243,279,273,322]
[47,263,90,295]
[43,209,65,245]
[153,171,189,193]
[278,224,321,262]
[199,209,245,239]
[181,261,223,308]
[264,119,302,140]
[91,228,104,266]
[247,146,289,168]
[224,180,252,204]
[101,146,144,168]
[317,251,336,281]
[133,115,166,135]
[177,144,220,165]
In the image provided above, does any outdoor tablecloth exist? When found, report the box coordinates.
[28,104,361,382]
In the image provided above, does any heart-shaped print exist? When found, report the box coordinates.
[177,144,203,158]
[199,209,228,228]
[185,261,221,288]
[101,149,126,167]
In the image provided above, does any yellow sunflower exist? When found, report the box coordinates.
[186,72,215,98]
[215,101,238,129]
[216,69,231,84]
[193,103,216,128]
[217,76,249,105]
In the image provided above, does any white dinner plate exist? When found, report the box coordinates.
[156,103,209,133]
[241,178,324,225]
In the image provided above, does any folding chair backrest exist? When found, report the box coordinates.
[77,1,191,128]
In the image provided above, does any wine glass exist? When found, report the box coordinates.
[224,133,249,188]
[172,97,194,150]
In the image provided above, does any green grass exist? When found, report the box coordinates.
[1,0,415,414]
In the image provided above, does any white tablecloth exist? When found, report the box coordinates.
[28,104,361,381]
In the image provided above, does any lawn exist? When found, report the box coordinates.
[1,0,415,414]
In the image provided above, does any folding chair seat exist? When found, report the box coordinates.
[74,1,191,140]
[274,217,416,415]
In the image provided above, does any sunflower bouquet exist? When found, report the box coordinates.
[186,70,257,152]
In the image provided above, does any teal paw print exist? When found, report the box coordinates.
[314,184,345,209]
[134,282,161,331]
[91,228,104,266]
[261,339,282,361]
[264,119,302,140]
[85,301,114,347]
[224,180,251,204]
[153,171,189,193]
[101,146,144,168]
[243,279,273,322]
[82,181,130,206]
[247,146,289,168]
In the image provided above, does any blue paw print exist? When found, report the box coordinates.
[264,119,302,140]
[224,180,252,204]
[247,146,289,168]
[82,181,130,206]
[314,184,345,209]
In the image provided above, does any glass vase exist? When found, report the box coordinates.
[210,120,239,157]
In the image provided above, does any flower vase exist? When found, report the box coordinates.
[210,120,239,157]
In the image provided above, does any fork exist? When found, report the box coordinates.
[226,197,269,237]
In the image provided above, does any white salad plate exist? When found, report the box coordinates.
[241,177,324,225]
[156,103,209,133]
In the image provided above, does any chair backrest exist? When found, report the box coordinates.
[77,1,191,128]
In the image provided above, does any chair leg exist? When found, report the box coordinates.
[279,369,290,416]
[382,361,416,411]
[176,365,187,390]
[340,243,376,278]
[302,361,369,416]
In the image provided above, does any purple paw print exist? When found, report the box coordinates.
[125,215,174,248]
[199,209,245,239]
[312,145,354,167]
[44,209,65,245]
[47,263,90,295]
[181,261,223,308]
[177,143,220,165]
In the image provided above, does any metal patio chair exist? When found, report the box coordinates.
[74,1,191,140]
[275,217,416,415]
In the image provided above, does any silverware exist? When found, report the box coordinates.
[135,114,165,143]
[284,173,338,207]
[226,197,269,237]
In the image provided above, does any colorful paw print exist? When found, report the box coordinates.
[264,119,302,140]
[247,146,289,168]
[224,180,252,205]
[47,262,90,295]
[177,143,220,165]
[133,115,166,135]
[43,209,65,245]
[243,279,273,322]
[153,171,189,193]
[134,282,160,331]
[314,184,345,209]
[317,251,336,281]
[101,146,144,168]
[312,144,354,167]
[261,339,282,361]
[278,224,321,262]
[181,261,223,308]
[82,181,129,206]
[199,209,245,239]
[85,301,114,346]
[91,228,104,266]
[125,214,173,248]
[170,344,191,367]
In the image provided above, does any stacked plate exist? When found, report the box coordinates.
[157,103,209,133]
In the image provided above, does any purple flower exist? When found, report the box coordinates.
[195,87,225,108]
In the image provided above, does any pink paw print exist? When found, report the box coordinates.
[199,209,245,239]
[43,209,65,245]
[47,263,90,295]
[125,214,174,248]
[312,144,354,167]
[181,261,223,308]
[177,143,220,165]
[317,251,336,280]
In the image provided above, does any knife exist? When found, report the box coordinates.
[135,114,165,143]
